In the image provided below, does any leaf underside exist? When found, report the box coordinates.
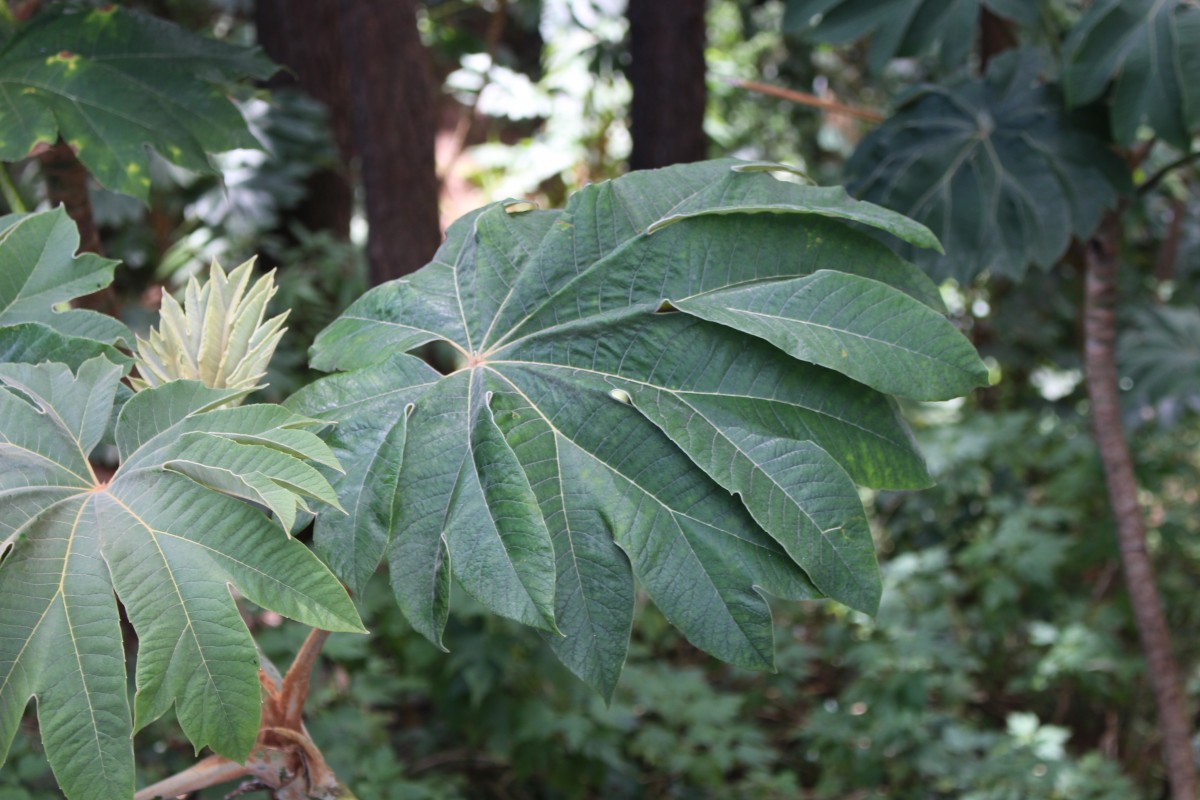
[846,54,1130,283]
[289,159,987,701]
[0,362,363,800]
[0,5,275,200]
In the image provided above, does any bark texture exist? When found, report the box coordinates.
[256,0,354,240]
[39,141,101,255]
[1084,211,1197,800]
[337,0,441,284]
[627,0,708,170]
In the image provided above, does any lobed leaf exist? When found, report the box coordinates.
[0,207,130,347]
[784,0,1038,73]
[292,160,986,699]
[846,54,1130,282]
[0,5,275,200]
[0,359,362,800]
[1063,0,1200,150]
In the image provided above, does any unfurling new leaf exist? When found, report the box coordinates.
[132,258,288,397]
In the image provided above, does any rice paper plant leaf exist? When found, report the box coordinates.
[0,360,362,800]
[290,159,986,700]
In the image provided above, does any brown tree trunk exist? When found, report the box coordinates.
[1084,211,1197,800]
[978,6,1016,72]
[39,142,101,255]
[255,0,355,240]
[627,0,708,170]
[39,141,121,315]
[337,0,441,285]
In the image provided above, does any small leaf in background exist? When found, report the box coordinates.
[0,5,275,200]
[783,0,1037,73]
[1063,0,1200,150]
[1119,305,1200,424]
[846,54,1130,283]
[289,160,987,700]
[0,207,130,346]
[0,360,362,800]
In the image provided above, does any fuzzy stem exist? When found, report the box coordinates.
[133,755,249,800]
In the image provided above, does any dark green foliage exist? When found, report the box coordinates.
[289,159,986,701]
[845,54,1129,282]
[0,5,274,200]
[783,0,1037,74]
[1063,0,1200,149]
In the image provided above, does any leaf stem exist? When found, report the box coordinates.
[1137,151,1200,197]
[133,755,250,800]
[724,78,884,123]
[280,628,331,729]
[0,164,27,214]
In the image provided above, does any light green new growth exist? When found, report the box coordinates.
[133,258,287,396]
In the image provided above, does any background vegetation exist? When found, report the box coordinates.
[1,0,1198,798]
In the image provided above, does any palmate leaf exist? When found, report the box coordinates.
[783,0,1037,74]
[1118,305,1200,418]
[0,207,130,347]
[0,359,363,800]
[0,4,275,200]
[845,54,1130,282]
[289,160,987,700]
[1063,0,1200,150]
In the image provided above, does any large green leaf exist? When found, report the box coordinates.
[0,359,363,800]
[0,4,275,200]
[1063,0,1200,150]
[0,207,129,346]
[845,55,1130,282]
[783,0,1037,73]
[289,160,986,700]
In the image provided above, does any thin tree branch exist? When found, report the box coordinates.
[725,77,884,123]
[1137,151,1200,197]
[439,0,508,180]
[1084,211,1197,800]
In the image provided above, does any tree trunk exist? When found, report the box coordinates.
[337,0,441,285]
[255,0,354,240]
[978,6,1016,72]
[1084,211,1197,800]
[39,142,101,255]
[627,0,708,170]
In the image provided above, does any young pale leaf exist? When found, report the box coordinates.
[846,54,1130,282]
[0,207,130,346]
[290,160,986,700]
[0,5,275,200]
[0,359,362,800]
[1063,0,1200,149]
[784,0,1037,73]
[132,258,288,397]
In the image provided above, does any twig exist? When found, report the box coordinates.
[724,78,885,123]
[1137,151,1200,197]
[1084,211,1197,800]
[1156,196,1185,286]
[0,164,27,214]
[134,755,250,800]
[439,0,508,179]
